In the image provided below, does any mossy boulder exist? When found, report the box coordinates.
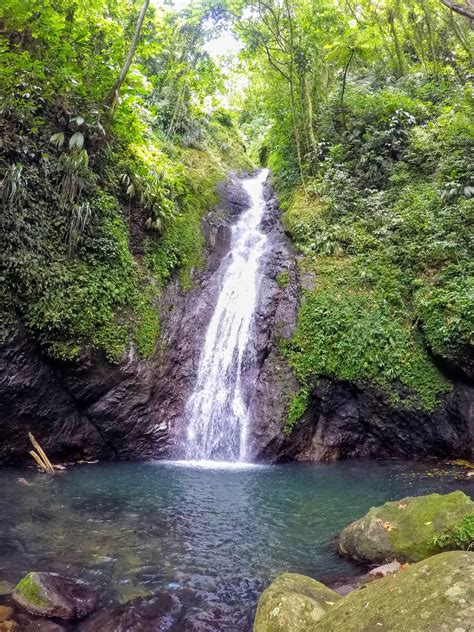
[12,572,96,620]
[338,491,474,563]
[313,551,474,631]
[254,552,474,631]
[253,573,340,631]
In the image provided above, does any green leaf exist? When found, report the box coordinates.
[50,132,65,148]
[69,132,84,150]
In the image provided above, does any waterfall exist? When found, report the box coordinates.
[185,169,270,462]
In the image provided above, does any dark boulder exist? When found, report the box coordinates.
[12,572,96,620]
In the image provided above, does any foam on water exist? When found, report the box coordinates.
[165,459,269,470]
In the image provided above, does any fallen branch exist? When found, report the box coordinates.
[28,432,55,474]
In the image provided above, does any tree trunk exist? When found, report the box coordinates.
[302,72,318,169]
[340,48,355,130]
[104,0,151,113]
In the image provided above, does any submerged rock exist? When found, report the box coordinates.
[181,603,245,632]
[338,491,474,563]
[12,572,97,620]
[19,620,65,632]
[78,591,183,632]
[254,551,474,631]
[253,573,340,631]
[0,583,13,597]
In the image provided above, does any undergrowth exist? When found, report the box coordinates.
[277,81,473,432]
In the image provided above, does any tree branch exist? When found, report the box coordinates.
[438,0,474,20]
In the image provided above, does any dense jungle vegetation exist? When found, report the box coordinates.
[235,0,473,422]
[0,0,252,361]
[1,0,473,423]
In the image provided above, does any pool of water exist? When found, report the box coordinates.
[0,459,472,627]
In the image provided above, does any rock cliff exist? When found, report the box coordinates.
[0,174,472,464]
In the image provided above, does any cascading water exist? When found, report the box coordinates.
[185,169,270,462]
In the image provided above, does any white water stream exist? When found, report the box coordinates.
[185,169,270,462]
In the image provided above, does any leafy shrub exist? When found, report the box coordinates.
[430,514,474,551]
[414,268,474,366]
[276,75,472,428]
[276,270,290,288]
[283,257,449,424]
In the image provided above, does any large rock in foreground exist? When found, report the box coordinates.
[12,572,97,620]
[253,573,340,631]
[338,491,474,563]
[254,551,474,631]
[314,551,474,632]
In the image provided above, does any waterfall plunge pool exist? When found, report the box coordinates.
[1,459,472,629]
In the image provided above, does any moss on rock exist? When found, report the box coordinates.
[254,552,474,631]
[338,491,474,563]
[314,551,474,631]
[253,573,340,632]
[14,574,51,610]
[12,572,96,620]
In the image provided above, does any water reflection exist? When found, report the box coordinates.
[0,459,471,625]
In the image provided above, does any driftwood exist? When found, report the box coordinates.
[28,432,55,474]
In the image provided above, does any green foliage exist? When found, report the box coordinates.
[430,514,474,551]
[263,62,473,428]
[133,288,160,359]
[285,387,310,434]
[144,139,249,288]
[23,216,138,362]
[0,0,252,361]
[414,269,474,367]
[283,256,449,426]
[276,270,290,288]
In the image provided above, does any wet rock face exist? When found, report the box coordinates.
[245,184,300,461]
[146,173,301,460]
[274,378,474,461]
[0,329,167,464]
[154,173,301,461]
[148,174,259,457]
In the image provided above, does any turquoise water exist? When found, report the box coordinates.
[0,459,472,627]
